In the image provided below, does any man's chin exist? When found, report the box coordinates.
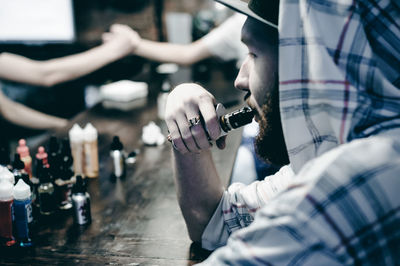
[254,103,290,167]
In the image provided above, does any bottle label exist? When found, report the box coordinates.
[84,141,99,177]
[13,199,31,239]
[112,151,124,178]
[0,200,14,239]
[73,194,91,225]
[26,202,33,223]
[39,191,56,214]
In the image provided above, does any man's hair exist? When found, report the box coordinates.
[245,17,278,47]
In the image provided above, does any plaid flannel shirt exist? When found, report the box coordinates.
[200,0,400,265]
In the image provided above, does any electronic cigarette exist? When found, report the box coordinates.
[167,103,254,142]
[215,103,254,136]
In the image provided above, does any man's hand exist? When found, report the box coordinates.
[102,24,141,57]
[165,83,226,154]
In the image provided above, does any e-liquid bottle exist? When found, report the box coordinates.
[13,179,33,247]
[35,146,48,176]
[83,123,99,178]
[60,139,73,173]
[55,139,74,210]
[12,154,33,202]
[71,175,91,225]
[110,136,125,179]
[69,124,84,175]
[37,165,56,215]
[0,167,15,185]
[47,136,61,180]
[0,180,16,246]
[16,139,32,178]
[32,146,48,208]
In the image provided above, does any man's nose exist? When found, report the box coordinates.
[234,64,249,91]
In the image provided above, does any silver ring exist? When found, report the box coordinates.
[188,116,201,128]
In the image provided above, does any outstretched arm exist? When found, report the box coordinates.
[166,83,226,242]
[134,38,212,66]
[0,90,67,129]
[0,24,138,87]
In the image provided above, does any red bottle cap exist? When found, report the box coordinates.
[36,146,48,165]
[17,139,30,158]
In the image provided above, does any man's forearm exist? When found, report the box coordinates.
[173,148,224,242]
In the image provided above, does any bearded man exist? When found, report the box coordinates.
[165,0,400,264]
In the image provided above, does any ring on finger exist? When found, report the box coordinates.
[188,116,201,128]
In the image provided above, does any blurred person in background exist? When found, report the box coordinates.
[0,24,138,130]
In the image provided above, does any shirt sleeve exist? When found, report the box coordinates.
[201,165,295,250]
[201,13,247,64]
[200,135,400,265]
[199,181,343,266]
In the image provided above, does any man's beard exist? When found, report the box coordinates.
[254,84,290,167]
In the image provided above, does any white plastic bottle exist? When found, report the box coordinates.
[0,167,15,184]
[68,124,84,175]
[83,123,99,178]
[13,179,33,247]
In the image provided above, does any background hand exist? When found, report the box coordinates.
[102,24,142,57]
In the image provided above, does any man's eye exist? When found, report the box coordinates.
[248,52,257,58]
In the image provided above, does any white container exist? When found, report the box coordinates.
[100,80,148,111]
[14,179,31,201]
[0,167,15,184]
[83,123,99,178]
[69,124,84,175]
[0,180,13,201]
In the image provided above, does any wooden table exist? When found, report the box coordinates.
[0,92,243,265]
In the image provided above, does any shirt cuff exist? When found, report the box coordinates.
[201,192,230,250]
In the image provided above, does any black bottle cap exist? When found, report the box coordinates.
[12,153,25,170]
[38,164,52,184]
[60,138,73,169]
[60,165,74,181]
[72,175,86,194]
[0,146,10,165]
[48,136,59,154]
[111,136,123,151]
[60,138,72,156]
[48,136,61,175]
